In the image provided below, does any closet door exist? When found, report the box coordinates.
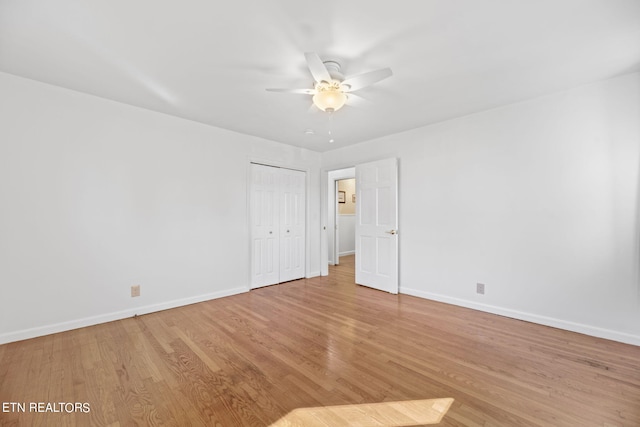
[250,164,306,289]
[250,164,280,288]
[279,168,306,283]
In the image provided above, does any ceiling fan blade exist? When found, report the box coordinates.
[304,52,332,83]
[266,88,315,95]
[345,93,370,107]
[341,68,393,92]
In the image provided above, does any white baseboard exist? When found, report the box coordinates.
[401,287,640,347]
[338,250,355,256]
[306,270,321,278]
[7,285,637,347]
[0,287,247,345]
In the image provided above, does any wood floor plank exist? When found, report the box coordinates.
[1,255,639,426]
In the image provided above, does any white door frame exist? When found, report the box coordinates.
[334,179,340,265]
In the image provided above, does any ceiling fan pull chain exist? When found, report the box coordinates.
[328,111,335,143]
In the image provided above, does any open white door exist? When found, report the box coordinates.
[355,158,398,294]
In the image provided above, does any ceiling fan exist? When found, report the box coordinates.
[267,52,392,113]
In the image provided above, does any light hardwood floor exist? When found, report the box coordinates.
[1,255,639,426]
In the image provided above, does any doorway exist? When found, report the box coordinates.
[335,178,356,265]
[326,167,355,267]
[323,158,399,294]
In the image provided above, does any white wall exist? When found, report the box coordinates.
[0,72,322,344]
[322,72,640,345]
[338,215,356,255]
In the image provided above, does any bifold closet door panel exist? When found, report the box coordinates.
[250,164,280,289]
[279,168,306,283]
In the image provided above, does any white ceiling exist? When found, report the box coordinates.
[1,0,639,152]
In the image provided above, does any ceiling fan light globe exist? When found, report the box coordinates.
[312,89,346,112]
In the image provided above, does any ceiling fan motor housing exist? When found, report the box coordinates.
[322,61,345,82]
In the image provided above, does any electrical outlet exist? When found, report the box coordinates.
[131,285,140,297]
[476,283,485,295]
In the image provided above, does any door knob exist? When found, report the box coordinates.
[385,229,397,235]
[286,230,290,233]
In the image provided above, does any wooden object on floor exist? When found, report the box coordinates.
[1,255,639,426]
